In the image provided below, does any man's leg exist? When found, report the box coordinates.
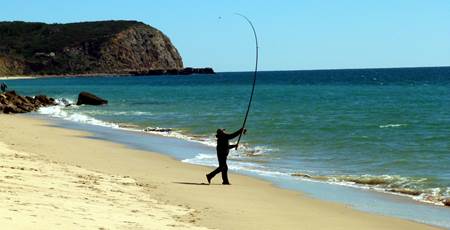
[219,157,230,184]
[207,166,221,181]
[206,154,223,184]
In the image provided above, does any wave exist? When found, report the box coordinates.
[38,100,277,159]
[142,126,278,159]
[291,173,450,206]
[38,101,449,207]
[182,153,289,178]
[379,124,407,128]
[142,127,217,147]
[83,110,154,116]
[184,150,450,207]
[242,146,277,156]
[38,99,119,129]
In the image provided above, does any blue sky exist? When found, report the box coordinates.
[2,0,450,71]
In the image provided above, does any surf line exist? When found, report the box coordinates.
[234,13,259,150]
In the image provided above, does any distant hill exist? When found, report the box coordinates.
[0,20,183,76]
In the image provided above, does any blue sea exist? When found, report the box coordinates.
[5,67,450,227]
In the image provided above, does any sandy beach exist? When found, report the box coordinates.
[0,76,38,80]
[0,73,130,80]
[0,114,441,229]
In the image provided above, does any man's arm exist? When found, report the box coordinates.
[225,128,244,140]
[229,144,238,149]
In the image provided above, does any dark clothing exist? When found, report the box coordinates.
[0,83,6,93]
[207,153,229,184]
[216,129,241,157]
[207,129,242,184]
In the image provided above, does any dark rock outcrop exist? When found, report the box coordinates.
[0,20,183,76]
[0,91,56,114]
[76,92,107,106]
[143,127,172,132]
[179,67,215,75]
[443,198,450,207]
[129,67,215,76]
[387,188,422,196]
[290,173,312,178]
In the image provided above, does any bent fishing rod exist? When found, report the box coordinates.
[235,13,258,150]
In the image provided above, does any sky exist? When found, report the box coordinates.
[1,0,450,72]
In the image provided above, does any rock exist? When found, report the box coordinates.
[3,104,18,114]
[387,188,422,196]
[0,91,56,114]
[443,198,450,206]
[118,123,140,129]
[76,92,108,106]
[35,95,55,105]
[291,173,312,178]
[5,90,17,96]
[129,67,215,76]
[179,67,215,75]
[143,127,172,132]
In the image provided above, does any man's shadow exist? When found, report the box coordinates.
[172,181,211,186]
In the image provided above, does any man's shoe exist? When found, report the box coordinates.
[222,182,231,185]
[206,174,212,184]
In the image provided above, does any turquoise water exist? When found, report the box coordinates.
[5,67,450,207]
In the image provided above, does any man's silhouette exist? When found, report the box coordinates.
[206,127,245,185]
[0,82,7,93]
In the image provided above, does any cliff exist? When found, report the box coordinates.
[0,20,184,76]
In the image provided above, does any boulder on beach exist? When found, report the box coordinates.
[76,92,108,106]
[35,95,56,106]
[0,91,56,114]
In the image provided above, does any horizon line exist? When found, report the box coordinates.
[217,65,450,73]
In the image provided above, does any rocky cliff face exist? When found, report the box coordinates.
[0,21,183,76]
[0,56,26,75]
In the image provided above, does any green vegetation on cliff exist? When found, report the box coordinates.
[0,20,183,76]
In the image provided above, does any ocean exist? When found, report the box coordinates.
[4,67,450,226]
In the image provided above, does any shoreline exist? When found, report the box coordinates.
[37,101,450,209]
[0,114,441,229]
[0,68,215,80]
[0,73,131,80]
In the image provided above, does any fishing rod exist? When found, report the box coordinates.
[235,13,258,150]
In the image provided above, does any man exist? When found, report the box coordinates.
[206,127,246,185]
[0,82,7,93]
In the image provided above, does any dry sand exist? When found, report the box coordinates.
[0,142,207,229]
[0,114,441,229]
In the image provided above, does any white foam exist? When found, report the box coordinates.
[182,153,289,178]
[379,124,407,128]
[41,101,276,161]
[241,145,276,156]
[84,111,153,116]
[39,102,275,161]
[38,102,119,129]
[290,173,449,206]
